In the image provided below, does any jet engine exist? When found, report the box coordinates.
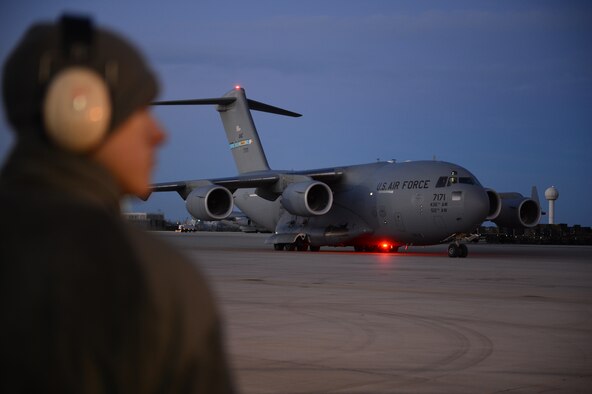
[485,188,502,220]
[281,180,333,217]
[489,192,541,228]
[185,185,233,220]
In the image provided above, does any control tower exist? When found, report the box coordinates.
[544,186,559,224]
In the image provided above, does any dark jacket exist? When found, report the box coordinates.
[0,141,235,393]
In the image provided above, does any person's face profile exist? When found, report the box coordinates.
[92,108,166,198]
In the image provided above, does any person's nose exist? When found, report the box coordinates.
[149,114,167,146]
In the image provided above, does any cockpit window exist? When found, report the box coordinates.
[464,176,482,186]
[435,176,448,188]
[435,175,480,188]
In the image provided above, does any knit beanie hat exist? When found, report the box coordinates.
[2,15,159,148]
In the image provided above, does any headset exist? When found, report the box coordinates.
[40,16,115,153]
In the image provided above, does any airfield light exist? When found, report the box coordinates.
[380,241,391,251]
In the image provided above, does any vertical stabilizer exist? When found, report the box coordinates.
[152,86,301,175]
[217,88,270,174]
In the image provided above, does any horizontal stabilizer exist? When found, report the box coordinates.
[152,98,236,106]
[152,97,301,117]
[247,99,302,117]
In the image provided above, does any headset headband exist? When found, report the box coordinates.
[60,15,93,63]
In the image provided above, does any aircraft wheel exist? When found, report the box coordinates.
[294,237,309,251]
[297,243,308,251]
[286,243,296,251]
[362,245,371,252]
[458,244,468,258]
[354,245,364,252]
[447,243,459,258]
[274,243,285,251]
[310,246,320,252]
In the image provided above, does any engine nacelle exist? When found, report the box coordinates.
[185,185,233,220]
[490,192,541,228]
[281,180,333,217]
[485,188,502,220]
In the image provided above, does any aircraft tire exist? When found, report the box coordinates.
[294,236,309,251]
[274,243,285,251]
[447,244,459,258]
[458,244,468,258]
[310,246,321,252]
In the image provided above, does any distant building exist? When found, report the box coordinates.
[122,212,166,231]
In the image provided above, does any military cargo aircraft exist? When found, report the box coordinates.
[151,86,541,257]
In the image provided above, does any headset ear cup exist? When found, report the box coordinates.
[43,67,111,152]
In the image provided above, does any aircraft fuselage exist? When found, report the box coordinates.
[235,160,489,249]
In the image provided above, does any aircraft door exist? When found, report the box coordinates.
[377,191,405,232]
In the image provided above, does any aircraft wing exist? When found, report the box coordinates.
[151,174,279,199]
[150,168,344,200]
[293,167,345,184]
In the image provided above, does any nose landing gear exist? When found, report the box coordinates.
[444,232,479,258]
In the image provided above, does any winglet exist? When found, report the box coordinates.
[531,186,540,205]
[531,185,547,216]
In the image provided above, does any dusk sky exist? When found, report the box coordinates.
[1,1,591,226]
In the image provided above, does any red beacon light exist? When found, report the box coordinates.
[378,240,400,253]
[235,85,242,90]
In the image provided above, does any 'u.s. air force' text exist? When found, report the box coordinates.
[376,179,431,191]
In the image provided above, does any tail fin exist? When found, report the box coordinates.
[153,86,301,174]
[217,87,273,174]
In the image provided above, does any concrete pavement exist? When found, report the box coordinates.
[158,232,592,393]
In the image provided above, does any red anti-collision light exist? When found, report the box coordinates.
[235,85,241,90]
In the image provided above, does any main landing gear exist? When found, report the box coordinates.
[273,235,319,252]
[447,243,468,258]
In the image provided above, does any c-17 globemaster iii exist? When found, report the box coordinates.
[150,86,541,257]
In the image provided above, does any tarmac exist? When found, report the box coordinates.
[157,232,592,394]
